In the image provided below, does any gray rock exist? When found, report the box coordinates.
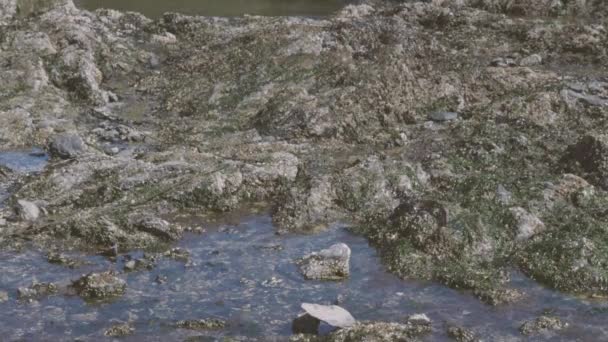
[300,303,356,328]
[519,54,542,67]
[49,133,85,159]
[509,207,545,240]
[496,185,512,205]
[72,271,126,300]
[520,316,568,335]
[0,290,8,302]
[16,199,40,222]
[298,243,351,280]
[17,282,58,300]
[104,322,134,337]
[135,216,182,241]
[429,111,458,122]
[174,318,226,330]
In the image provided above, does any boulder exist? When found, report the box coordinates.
[72,271,126,300]
[298,243,351,280]
[49,133,85,159]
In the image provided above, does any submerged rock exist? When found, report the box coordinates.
[297,243,351,281]
[175,318,226,331]
[291,321,432,342]
[17,282,58,301]
[519,315,568,335]
[104,322,134,337]
[72,271,126,300]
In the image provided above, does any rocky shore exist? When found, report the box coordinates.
[1,0,608,339]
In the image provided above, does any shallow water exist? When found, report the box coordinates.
[76,0,348,18]
[0,149,49,207]
[1,215,608,340]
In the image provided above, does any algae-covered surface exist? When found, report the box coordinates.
[1,0,608,340]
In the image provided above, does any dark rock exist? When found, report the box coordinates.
[175,318,226,331]
[292,313,321,335]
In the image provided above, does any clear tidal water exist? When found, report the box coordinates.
[75,0,349,18]
[0,214,607,341]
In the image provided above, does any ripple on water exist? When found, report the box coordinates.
[0,215,608,341]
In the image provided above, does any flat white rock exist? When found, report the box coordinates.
[301,303,356,328]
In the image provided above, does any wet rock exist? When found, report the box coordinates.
[123,257,154,272]
[297,243,351,280]
[300,303,356,328]
[447,326,479,342]
[519,315,568,335]
[407,313,431,326]
[0,291,8,302]
[134,215,182,241]
[509,207,545,240]
[564,134,608,189]
[519,54,542,67]
[49,133,86,159]
[47,252,84,268]
[175,318,226,330]
[104,322,134,337]
[292,313,321,335]
[16,200,40,222]
[291,321,432,342]
[429,111,458,122]
[162,247,190,262]
[17,282,58,301]
[72,271,126,300]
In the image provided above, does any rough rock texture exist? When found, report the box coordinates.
[17,281,57,300]
[72,271,126,300]
[298,243,351,280]
[174,319,226,330]
[104,323,134,337]
[0,0,607,310]
[290,320,432,342]
[519,315,568,335]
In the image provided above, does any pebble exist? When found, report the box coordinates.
[429,111,458,122]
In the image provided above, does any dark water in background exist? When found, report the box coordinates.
[0,214,608,340]
[75,0,348,18]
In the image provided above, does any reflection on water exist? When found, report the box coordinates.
[0,215,608,340]
[76,0,348,18]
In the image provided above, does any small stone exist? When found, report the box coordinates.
[16,200,40,222]
[297,243,351,280]
[520,316,568,335]
[407,313,431,326]
[519,54,542,67]
[0,291,8,302]
[509,207,545,240]
[72,271,126,300]
[300,303,356,328]
[429,111,458,122]
[104,323,134,337]
[124,260,136,271]
[49,133,85,159]
[155,275,168,284]
[175,318,226,330]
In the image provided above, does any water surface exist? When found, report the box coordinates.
[76,0,348,18]
[1,215,608,340]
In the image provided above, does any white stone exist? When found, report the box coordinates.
[301,303,356,328]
